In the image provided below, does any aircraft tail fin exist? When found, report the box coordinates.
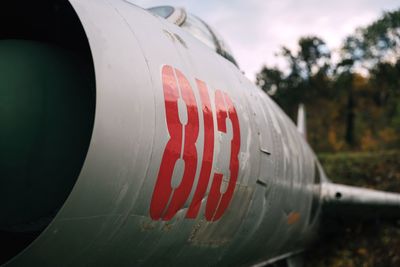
[297,104,306,139]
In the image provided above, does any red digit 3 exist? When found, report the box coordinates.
[205,90,241,221]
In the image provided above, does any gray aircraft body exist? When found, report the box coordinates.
[1,1,399,266]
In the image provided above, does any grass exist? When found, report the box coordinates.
[305,150,400,267]
[319,150,400,192]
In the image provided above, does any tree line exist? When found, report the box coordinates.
[256,9,400,152]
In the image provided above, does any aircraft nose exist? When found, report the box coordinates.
[0,40,95,232]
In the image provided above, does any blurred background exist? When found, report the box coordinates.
[256,9,400,154]
[136,1,400,265]
[256,8,400,266]
[255,10,400,266]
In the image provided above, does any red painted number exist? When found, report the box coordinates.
[150,66,199,220]
[186,79,215,218]
[150,65,241,222]
[205,91,241,221]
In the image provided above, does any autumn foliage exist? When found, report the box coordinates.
[256,9,400,153]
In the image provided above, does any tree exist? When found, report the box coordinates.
[256,8,400,152]
[257,36,331,118]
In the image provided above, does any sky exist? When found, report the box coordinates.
[130,0,399,81]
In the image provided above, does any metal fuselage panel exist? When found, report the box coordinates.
[5,0,320,266]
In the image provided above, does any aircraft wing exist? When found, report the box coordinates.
[321,183,400,220]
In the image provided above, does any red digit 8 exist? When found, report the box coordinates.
[205,90,241,221]
[150,65,199,221]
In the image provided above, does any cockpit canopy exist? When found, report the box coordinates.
[148,6,238,67]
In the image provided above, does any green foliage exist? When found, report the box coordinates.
[362,10,400,62]
[306,220,400,267]
[256,10,400,264]
[305,151,400,267]
[256,8,400,153]
[318,150,400,191]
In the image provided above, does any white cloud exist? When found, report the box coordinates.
[131,0,399,80]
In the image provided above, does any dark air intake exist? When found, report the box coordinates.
[0,0,95,264]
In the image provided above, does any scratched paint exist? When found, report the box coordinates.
[2,1,323,267]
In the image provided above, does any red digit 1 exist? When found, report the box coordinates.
[186,79,214,218]
[206,91,241,221]
[150,65,199,221]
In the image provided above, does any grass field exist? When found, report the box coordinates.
[305,150,400,267]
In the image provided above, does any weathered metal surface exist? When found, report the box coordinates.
[1,1,321,266]
[3,1,400,267]
[322,183,400,220]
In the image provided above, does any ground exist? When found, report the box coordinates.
[305,150,400,267]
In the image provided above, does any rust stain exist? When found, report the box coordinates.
[140,221,157,231]
[161,222,173,232]
[287,212,301,225]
